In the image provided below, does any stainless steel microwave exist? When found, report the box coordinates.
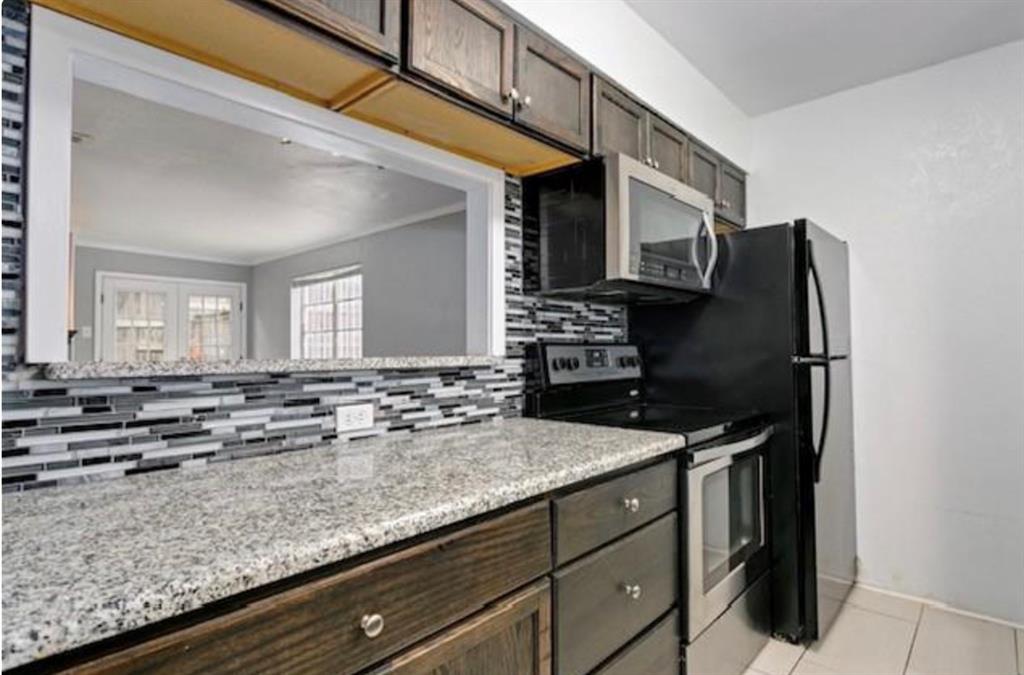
[522,152,718,303]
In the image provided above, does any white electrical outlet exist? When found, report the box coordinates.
[336,403,374,432]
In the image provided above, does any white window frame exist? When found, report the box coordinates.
[26,8,505,364]
[94,271,247,362]
[289,265,363,359]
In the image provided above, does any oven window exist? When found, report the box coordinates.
[629,177,704,276]
[701,452,763,591]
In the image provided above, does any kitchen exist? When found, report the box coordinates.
[2,1,1022,674]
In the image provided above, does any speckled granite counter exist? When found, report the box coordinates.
[2,417,686,668]
[44,354,505,380]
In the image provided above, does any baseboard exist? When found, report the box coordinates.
[854,581,1024,631]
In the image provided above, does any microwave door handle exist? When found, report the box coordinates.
[700,211,718,287]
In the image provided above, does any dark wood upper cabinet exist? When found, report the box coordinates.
[689,141,720,201]
[382,581,552,675]
[407,0,515,116]
[719,161,746,226]
[648,113,689,183]
[592,77,647,161]
[264,0,401,60]
[513,28,591,151]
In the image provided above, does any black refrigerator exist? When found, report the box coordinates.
[630,220,857,643]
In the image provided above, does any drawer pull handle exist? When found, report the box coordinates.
[360,613,385,638]
[622,497,640,513]
[622,583,643,600]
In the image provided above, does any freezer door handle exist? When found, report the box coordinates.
[807,242,832,483]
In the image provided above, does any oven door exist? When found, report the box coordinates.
[687,426,773,641]
[605,152,717,290]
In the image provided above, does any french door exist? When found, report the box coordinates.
[98,273,245,362]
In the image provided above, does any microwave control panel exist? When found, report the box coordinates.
[542,344,642,386]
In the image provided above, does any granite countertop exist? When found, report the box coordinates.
[44,355,505,380]
[2,417,686,668]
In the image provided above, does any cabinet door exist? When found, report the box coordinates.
[514,27,591,151]
[382,581,552,675]
[265,0,400,60]
[719,161,746,226]
[592,77,648,161]
[407,0,515,115]
[648,114,689,183]
[689,142,720,201]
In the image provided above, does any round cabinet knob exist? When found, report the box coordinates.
[622,583,643,600]
[522,95,532,108]
[653,159,660,169]
[622,497,640,512]
[360,613,385,639]
[506,87,521,102]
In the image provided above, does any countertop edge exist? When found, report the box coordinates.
[43,355,508,380]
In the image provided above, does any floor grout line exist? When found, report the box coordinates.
[900,602,926,675]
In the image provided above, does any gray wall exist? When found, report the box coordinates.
[250,211,467,358]
[72,245,252,362]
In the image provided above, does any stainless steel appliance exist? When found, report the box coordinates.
[522,152,717,304]
[686,426,772,640]
[525,342,774,675]
[632,220,857,644]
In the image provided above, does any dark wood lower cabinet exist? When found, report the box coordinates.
[378,580,551,675]
[41,464,684,675]
[63,504,551,675]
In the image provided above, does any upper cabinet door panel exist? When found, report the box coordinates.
[408,0,515,115]
[719,161,746,226]
[592,77,647,161]
[648,114,688,183]
[265,0,401,60]
[514,28,591,151]
[689,142,719,201]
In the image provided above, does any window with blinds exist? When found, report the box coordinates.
[291,266,363,359]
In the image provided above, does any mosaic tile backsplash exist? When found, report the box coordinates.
[0,4,627,491]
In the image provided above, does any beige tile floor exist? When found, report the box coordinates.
[745,587,1023,675]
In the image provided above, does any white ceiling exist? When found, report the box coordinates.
[71,82,465,265]
[624,0,1024,115]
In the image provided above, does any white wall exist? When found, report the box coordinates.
[749,41,1024,624]
[500,0,752,168]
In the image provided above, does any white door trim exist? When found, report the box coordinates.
[94,271,247,362]
[27,7,505,362]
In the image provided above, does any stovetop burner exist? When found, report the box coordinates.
[525,342,766,447]
[556,403,764,446]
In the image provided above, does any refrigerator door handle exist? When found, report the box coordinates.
[808,242,832,483]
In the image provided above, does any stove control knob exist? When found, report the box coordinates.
[617,356,629,368]
[550,359,560,371]
[570,357,580,370]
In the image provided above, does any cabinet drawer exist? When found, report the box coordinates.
[69,503,552,675]
[554,513,678,675]
[595,610,679,675]
[554,460,676,565]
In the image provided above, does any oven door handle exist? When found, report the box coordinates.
[688,425,774,468]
